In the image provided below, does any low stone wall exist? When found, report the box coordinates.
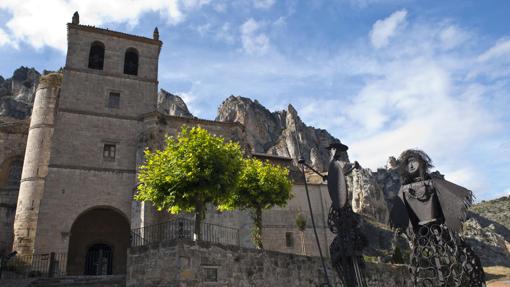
[127,240,412,287]
[0,275,125,287]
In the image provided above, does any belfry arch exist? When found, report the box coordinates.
[66,207,130,275]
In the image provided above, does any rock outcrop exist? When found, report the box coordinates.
[462,218,510,266]
[157,89,193,118]
[0,67,40,119]
[347,168,389,223]
[216,96,342,172]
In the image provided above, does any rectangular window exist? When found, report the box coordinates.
[103,144,116,160]
[204,267,218,282]
[108,92,120,108]
[285,232,294,248]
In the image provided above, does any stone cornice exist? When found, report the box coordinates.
[64,67,158,84]
[49,164,136,174]
[58,108,140,121]
[68,23,162,46]
[140,111,246,130]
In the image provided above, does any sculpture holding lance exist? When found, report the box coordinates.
[326,141,368,287]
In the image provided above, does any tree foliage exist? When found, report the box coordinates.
[222,158,293,248]
[296,213,307,232]
[135,127,244,239]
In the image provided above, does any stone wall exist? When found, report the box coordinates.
[0,120,27,256]
[127,240,412,287]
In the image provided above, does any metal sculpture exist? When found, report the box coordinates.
[326,142,368,287]
[389,149,486,287]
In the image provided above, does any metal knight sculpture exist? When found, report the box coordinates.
[390,149,486,287]
[326,141,368,287]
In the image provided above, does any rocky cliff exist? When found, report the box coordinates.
[157,89,193,118]
[0,67,40,119]
[216,96,343,171]
[216,95,389,223]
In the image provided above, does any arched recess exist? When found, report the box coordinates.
[123,48,139,75]
[67,207,130,275]
[88,41,105,70]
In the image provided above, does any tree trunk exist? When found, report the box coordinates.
[252,208,263,249]
[194,199,204,241]
[301,231,306,255]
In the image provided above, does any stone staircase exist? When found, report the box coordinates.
[0,275,125,287]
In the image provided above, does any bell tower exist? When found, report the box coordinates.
[13,12,162,266]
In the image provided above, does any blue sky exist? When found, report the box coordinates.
[0,0,509,200]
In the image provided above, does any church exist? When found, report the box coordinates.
[0,12,346,277]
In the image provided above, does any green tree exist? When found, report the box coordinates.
[222,158,293,249]
[295,213,307,255]
[135,127,243,240]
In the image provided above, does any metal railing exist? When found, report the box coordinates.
[0,252,67,279]
[131,218,239,247]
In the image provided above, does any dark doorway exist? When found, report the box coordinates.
[67,207,130,275]
[85,244,113,275]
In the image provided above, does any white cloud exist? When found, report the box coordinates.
[213,3,227,13]
[253,0,275,9]
[216,23,235,44]
[369,9,407,48]
[240,18,270,55]
[276,17,508,198]
[178,91,201,116]
[273,16,286,28]
[196,23,211,36]
[0,0,209,52]
[478,38,510,62]
[439,25,469,50]
[0,28,13,47]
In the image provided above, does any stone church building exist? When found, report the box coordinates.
[0,13,365,277]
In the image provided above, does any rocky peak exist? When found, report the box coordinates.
[217,96,342,172]
[217,96,285,153]
[157,89,193,118]
[0,66,41,119]
[11,66,40,103]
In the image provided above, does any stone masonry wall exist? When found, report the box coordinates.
[127,240,412,287]
[0,121,27,256]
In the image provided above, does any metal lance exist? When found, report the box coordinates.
[325,141,368,287]
[298,157,332,287]
[297,141,369,286]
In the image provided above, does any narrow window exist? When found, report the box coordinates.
[108,92,120,109]
[285,232,294,248]
[103,144,116,161]
[88,41,105,70]
[124,48,139,75]
[204,267,218,282]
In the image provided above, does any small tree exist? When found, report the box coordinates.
[135,127,243,240]
[295,213,307,255]
[222,158,293,249]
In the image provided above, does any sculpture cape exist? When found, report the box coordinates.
[389,178,473,233]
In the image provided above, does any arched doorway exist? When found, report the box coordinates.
[85,243,113,275]
[67,207,130,275]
